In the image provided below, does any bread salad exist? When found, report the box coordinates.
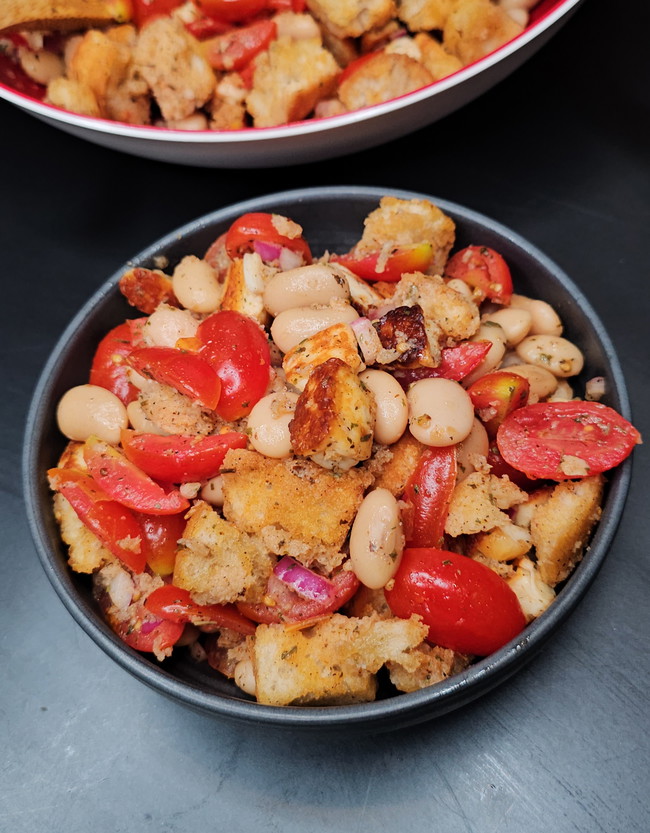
[1,0,537,129]
[47,197,640,706]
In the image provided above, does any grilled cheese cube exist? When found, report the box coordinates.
[173,502,274,605]
[253,613,427,705]
[290,357,375,471]
[283,321,364,390]
[443,0,524,65]
[444,472,528,536]
[306,0,396,38]
[356,196,456,276]
[220,253,271,326]
[507,557,555,621]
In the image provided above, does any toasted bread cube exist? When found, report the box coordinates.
[0,0,128,34]
[387,642,469,692]
[413,31,463,79]
[53,493,113,574]
[306,0,396,38]
[247,36,340,127]
[134,17,215,121]
[290,357,375,471]
[46,76,101,117]
[67,29,131,105]
[138,383,220,437]
[220,253,271,325]
[392,271,480,341]
[221,448,372,557]
[355,196,455,276]
[397,0,455,31]
[338,51,433,112]
[173,502,274,605]
[443,0,524,65]
[253,612,427,705]
[445,472,528,536]
[372,431,427,496]
[282,321,364,390]
[530,475,604,586]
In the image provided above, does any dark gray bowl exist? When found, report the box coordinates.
[23,186,633,733]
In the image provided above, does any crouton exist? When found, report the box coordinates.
[290,357,375,471]
[338,51,434,112]
[134,17,215,122]
[220,253,271,326]
[306,0,397,38]
[221,449,372,569]
[53,492,113,574]
[282,321,364,390]
[246,36,340,127]
[372,431,427,495]
[387,642,470,692]
[67,28,131,110]
[530,475,604,586]
[209,96,247,130]
[46,76,101,117]
[397,0,454,32]
[355,196,455,276]
[138,383,220,437]
[443,0,524,65]
[0,0,128,34]
[173,502,274,605]
[413,31,463,80]
[444,471,528,536]
[252,612,427,705]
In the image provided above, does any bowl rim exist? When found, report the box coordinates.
[1,0,582,145]
[23,185,632,731]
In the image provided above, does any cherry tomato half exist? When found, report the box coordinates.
[0,53,46,99]
[467,370,530,436]
[127,346,222,410]
[121,429,248,482]
[136,512,186,575]
[195,0,268,22]
[332,243,434,282]
[402,446,457,548]
[83,436,189,515]
[392,341,492,388]
[445,246,513,304]
[145,585,256,635]
[96,585,185,654]
[497,401,641,480]
[197,310,271,421]
[385,548,527,655]
[130,0,184,27]
[89,321,141,405]
[204,19,277,72]
[224,212,312,263]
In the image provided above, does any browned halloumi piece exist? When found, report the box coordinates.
[220,253,271,326]
[290,357,375,471]
[392,272,480,341]
[372,429,426,496]
[253,612,427,705]
[443,0,524,65]
[282,321,364,390]
[444,471,528,536]
[306,0,396,38]
[530,475,604,586]
[173,502,274,605]
[0,0,130,34]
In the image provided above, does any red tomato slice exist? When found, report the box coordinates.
[121,429,248,482]
[445,246,513,304]
[402,446,457,548]
[467,370,530,436]
[332,243,434,282]
[185,16,233,39]
[391,341,492,388]
[197,310,271,421]
[268,0,305,10]
[497,401,641,480]
[195,0,268,22]
[131,0,184,26]
[224,212,311,263]
[48,468,146,573]
[237,569,359,625]
[486,443,535,491]
[127,346,221,410]
[337,51,376,86]
[385,548,527,655]
[83,436,189,515]
[145,585,256,635]
[89,321,141,405]
[205,19,277,72]
[0,53,46,99]
[136,512,186,575]
[110,615,184,654]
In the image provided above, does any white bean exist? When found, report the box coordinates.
[166,113,209,131]
[142,304,199,348]
[455,418,489,481]
[263,263,350,316]
[200,475,225,507]
[516,334,584,378]
[504,363,558,402]
[18,48,64,85]
[349,489,405,589]
[445,278,474,299]
[510,294,563,336]
[482,307,532,346]
[126,400,168,435]
[172,255,222,314]
[233,658,256,696]
[57,384,127,445]
[247,392,298,458]
[462,322,507,387]
[270,303,359,354]
[547,379,575,401]
[407,377,474,447]
[359,370,408,445]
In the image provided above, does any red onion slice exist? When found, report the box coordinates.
[273,557,336,603]
[350,316,382,364]
[253,240,282,262]
[140,617,165,635]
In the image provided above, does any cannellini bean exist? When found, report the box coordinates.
[57,384,128,444]
[126,400,168,435]
[142,304,199,348]
[445,278,474,300]
[233,658,256,696]
[407,378,474,447]
[18,48,64,85]
[482,307,532,346]
[349,488,405,589]
[358,369,408,445]
[263,264,350,316]
[166,113,209,130]
[172,255,222,313]
[516,334,584,378]
[504,363,558,402]
[509,294,563,336]
[246,392,298,458]
[462,322,507,386]
[270,303,359,354]
[200,475,225,507]
[547,379,575,401]
[455,418,489,481]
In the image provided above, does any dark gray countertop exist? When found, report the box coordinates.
[2,1,648,830]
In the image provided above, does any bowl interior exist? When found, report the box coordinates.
[23,186,632,732]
